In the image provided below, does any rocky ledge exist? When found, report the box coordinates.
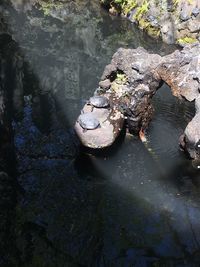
[75,43,200,160]
[100,0,200,45]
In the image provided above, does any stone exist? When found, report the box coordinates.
[187,20,200,33]
[180,9,191,21]
[184,97,200,159]
[75,94,124,148]
[161,23,175,44]
[99,79,111,90]
[192,7,200,17]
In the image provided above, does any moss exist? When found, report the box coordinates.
[133,0,149,20]
[138,17,150,29]
[177,36,197,44]
[116,73,127,84]
[102,0,138,15]
[137,18,160,38]
[121,0,138,15]
[147,25,161,38]
[37,0,63,16]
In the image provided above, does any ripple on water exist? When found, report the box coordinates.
[149,85,195,160]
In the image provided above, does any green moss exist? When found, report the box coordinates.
[121,0,138,15]
[103,0,137,15]
[133,0,149,20]
[147,25,160,38]
[138,17,150,29]
[116,73,127,84]
[37,0,63,16]
[177,37,197,44]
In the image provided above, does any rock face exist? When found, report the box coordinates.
[100,0,200,45]
[184,96,200,159]
[75,43,200,159]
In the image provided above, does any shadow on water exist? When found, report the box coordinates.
[0,1,200,267]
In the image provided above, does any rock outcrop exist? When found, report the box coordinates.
[75,43,200,160]
[100,0,200,45]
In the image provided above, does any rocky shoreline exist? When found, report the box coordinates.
[100,0,200,45]
[75,43,200,160]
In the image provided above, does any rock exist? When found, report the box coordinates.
[75,43,200,159]
[161,23,176,44]
[109,6,118,16]
[99,79,111,90]
[192,7,200,17]
[101,0,200,44]
[187,20,200,33]
[75,102,124,148]
[180,8,191,21]
[184,96,200,159]
[150,19,159,28]
[127,8,137,23]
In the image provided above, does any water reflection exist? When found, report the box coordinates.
[1,0,200,266]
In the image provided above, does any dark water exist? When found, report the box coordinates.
[1,1,200,266]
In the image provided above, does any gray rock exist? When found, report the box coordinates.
[148,15,156,22]
[188,20,200,33]
[76,44,200,158]
[192,7,200,17]
[127,8,137,23]
[184,96,200,159]
[180,10,190,21]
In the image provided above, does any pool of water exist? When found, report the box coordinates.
[1,1,200,266]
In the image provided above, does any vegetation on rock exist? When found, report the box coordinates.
[100,0,200,44]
